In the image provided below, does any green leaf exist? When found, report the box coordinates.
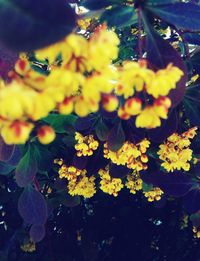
[142,13,187,107]
[0,136,15,162]
[95,119,109,141]
[15,145,38,187]
[184,86,200,126]
[81,0,120,10]
[147,3,200,32]
[146,0,178,6]
[142,182,153,192]
[107,122,125,151]
[0,0,76,51]
[100,6,137,28]
[30,224,45,243]
[43,114,77,134]
[18,185,47,225]
[0,162,15,175]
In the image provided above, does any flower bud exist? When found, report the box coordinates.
[154,96,171,109]
[124,97,142,116]
[102,94,118,112]
[37,125,55,145]
[1,121,33,144]
[58,97,73,115]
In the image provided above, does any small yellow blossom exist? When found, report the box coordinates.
[126,173,143,194]
[21,240,36,253]
[158,127,197,172]
[88,25,120,71]
[37,125,56,145]
[68,174,96,198]
[144,187,164,202]
[193,226,200,238]
[57,161,96,198]
[104,139,150,172]
[75,132,99,157]
[146,64,183,98]
[1,121,33,145]
[99,167,124,196]
[102,94,119,112]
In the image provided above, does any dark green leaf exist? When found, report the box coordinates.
[95,119,109,141]
[0,161,15,175]
[184,84,200,126]
[100,6,137,28]
[18,186,47,225]
[43,114,77,134]
[0,136,15,162]
[146,0,178,6]
[0,0,76,51]
[142,14,187,106]
[30,224,46,242]
[15,146,38,187]
[107,122,125,151]
[81,0,120,10]
[183,189,200,214]
[147,3,200,32]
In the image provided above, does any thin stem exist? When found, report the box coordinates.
[137,7,143,59]
[176,28,190,59]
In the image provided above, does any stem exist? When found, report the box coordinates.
[137,7,143,59]
[176,28,190,59]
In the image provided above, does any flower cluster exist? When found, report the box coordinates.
[158,127,197,172]
[104,139,150,172]
[144,187,164,202]
[57,160,96,198]
[0,23,184,145]
[99,166,124,197]
[116,61,183,128]
[193,226,200,239]
[125,173,143,194]
[75,132,99,157]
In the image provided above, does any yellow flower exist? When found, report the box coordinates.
[68,174,96,198]
[126,173,143,194]
[146,64,183,98]
[116,61,154,98]
[99,167,124,197]
[124,97,142,116]
[144,187,164,202]
[1,121,33,144]
[21,241,36,253]
[75,132,99,157]
[88,26,119,71]
[102,94,119,112]
[37,125,56,145]
[135,105,167,129]
[57,97,74,115]
[104,139,150,171]
[158,128,197,172]
[0,81,36,121]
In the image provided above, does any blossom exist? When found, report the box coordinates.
[88,25,120,71]
[75,132,99,157]
[57,161,96,198]
[158,127,197,172]
[144,187,164,202]
[37,125,56,145]
[116,61,154,98]
[104,139,150,171]
[99,166,124,196]
[146,64,183,98]
[1,121,33,145]
[125,173,143,194]
[102,94,119,112]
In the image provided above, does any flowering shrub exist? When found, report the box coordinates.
[1,0,200,258]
